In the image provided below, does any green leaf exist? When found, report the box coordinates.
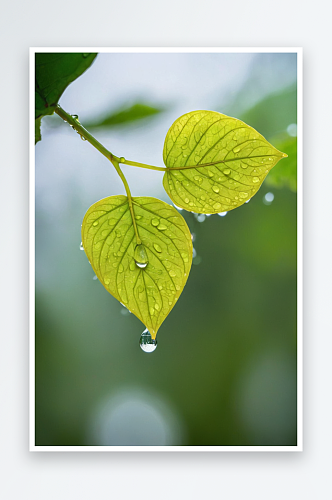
[81,195,192,338]
[265,135,297,191]
[162,110,287,214]
[84,102,164,130]
[35,52,97,119]
[35,117,41,144]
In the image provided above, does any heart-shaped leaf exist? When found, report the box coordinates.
[163,110,287,214]
[81,196,192,338]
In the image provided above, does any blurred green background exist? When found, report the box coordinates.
[35,52,297,447]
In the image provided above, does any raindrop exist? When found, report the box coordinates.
[169,270,177,278]
[218,212,228,217]
[92,275,98,280]
[119,157,125,163]
[233,146,241,153]
[193,255,202,265]
[197,214,206,223]
[83,53,89,58]
[193,247,197,258]
[223,169,231,175]
[92,221,99,226]
[212,185,220,193]
[151,218,159,227]
[134,244,148,269]
[139,329,157,353]
[252,177,259,184]
[245,199,251,204]
[153,243,162,253]
[173,204,183,211]
[191,233,196,242]
[157,223,167,231]
[80,242,84,251]
[136,262,147,269]
[184,198,190,204]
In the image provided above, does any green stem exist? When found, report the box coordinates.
[55,105,141,245]
[54,105,121,164]
[110,158,141,245]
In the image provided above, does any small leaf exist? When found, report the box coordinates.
[84,102,164,130]
[163,110,287,214]
[35,117,41,144]
[35,53,97,119]
[81,196,192,338]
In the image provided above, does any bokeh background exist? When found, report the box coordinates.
[35,52,297,447]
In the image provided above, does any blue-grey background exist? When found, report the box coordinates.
[35,52,297,446]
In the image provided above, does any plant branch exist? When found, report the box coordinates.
[54,105,121,164]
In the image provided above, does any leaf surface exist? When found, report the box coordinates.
[35,52,97,119]
[81,196,192,338]
[163,110,287,213]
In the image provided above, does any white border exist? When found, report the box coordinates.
[30,47,302,452]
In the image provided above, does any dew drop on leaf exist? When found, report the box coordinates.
[80,242,84,251]
[153,243,162,253]
[139,329,157,353]
[134,244,148,268]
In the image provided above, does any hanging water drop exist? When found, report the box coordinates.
[139,329,157,353]
[134,244,148,269]
[80,242,84,251]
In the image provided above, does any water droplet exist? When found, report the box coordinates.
[119,157,125,163]
[92,221,99,227]
[153,243,162,253]
[92,275,98,280]
[193,247,197,258]
[157,223,167,231]
[197,214,206,223]
[155,303,160,311]
[239,192,248,198]
[208,170,214,177]
[181,251,189,263]
[245,199,251,204]
[118,264,124,273]
[173,204,183,210]
[184,198,190,204]
[233,146,241,153]
[104,278,110,285]
[213,202,222,210]
[151,218,159,226]
[139,329,157,353]
[223,169,231,175]
[191,233,196,242]
[130,260,136,271]
[193,255,202,265]
[169,270,177,277]
[136,262,147,269]
[212,185,220,193]
[80,242,84,251]
[83,53,89,58]
[218,211,228,217]
[252,177,259,183]
[134,244,148,268]
[194,175,203,184]
[135,215,142,220]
